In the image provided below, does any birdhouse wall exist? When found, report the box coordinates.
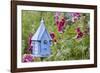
[32,41,41,57]
[40,31,51,57]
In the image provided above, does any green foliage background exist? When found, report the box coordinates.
[22,10,90,61]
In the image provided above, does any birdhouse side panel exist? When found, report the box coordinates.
[31,41,40,57]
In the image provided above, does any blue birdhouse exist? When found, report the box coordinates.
[31,19,52,57]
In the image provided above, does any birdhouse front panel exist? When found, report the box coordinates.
[40,30,51,57]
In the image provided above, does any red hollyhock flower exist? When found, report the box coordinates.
[58,21,63,32]
[76,27,83,39]
[61,18,65,27]
[50,32,57,43]
[54,12,60,24]
[76,27,81,32]
[54,12,66,33]
[56,20,59,26]
[77,32,83,39]
[56,17,65,33]
[50,32,55,39]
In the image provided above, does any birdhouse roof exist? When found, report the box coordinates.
[31,19,52,41]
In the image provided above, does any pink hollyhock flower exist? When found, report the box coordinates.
[72,12,80,22]
[73,13,80,17]
[22,54,34,62]
[72,16,78,22]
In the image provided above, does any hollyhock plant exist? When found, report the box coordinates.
[57,18,66,33]
[28,33,33,46]
[73,13,80,17]
[76,27,81,32]
[54,12,61,18]
[54,12,59,27]
[72,16,78,22]
[71,12,81,22]
[77,32,83,39]
[50,32,55,39]
[54,12,60,22]
[22,54,34,62]
[27,33,33,51]
[28,46,33,52]
[50,32,57,42]
[64,12,80,23]
[54,12,61,17]
[76,27,83,39]
[54,12,66,33]
[54,13,66,33]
